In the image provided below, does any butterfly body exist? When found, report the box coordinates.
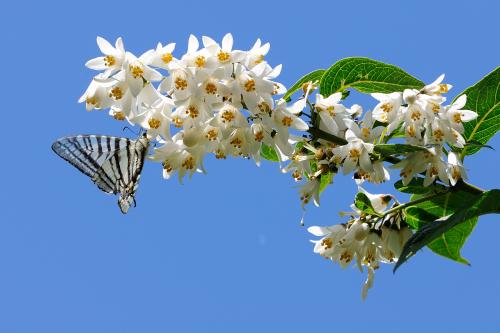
[52,134,150,214]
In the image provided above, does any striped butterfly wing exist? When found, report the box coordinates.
[51,134,150,213]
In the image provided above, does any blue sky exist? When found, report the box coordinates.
[2,0,499,332]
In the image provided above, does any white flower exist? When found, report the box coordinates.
[133,84,175,140]
[78,75,114,111]
[159,64,195,101]
[85,36,126,77]
[442,95,477,133]
[181,34,218,79]
[348,110,385,143]
[119,52,163,96]
[422,74,452,95]
[143,41,178,70]
[299,178,321,207]
[332,129,374,175]
[425,117,465,148]
[245,38,270,69]
[202,33,246,76]
[357,187,392,214]
[235,63,276,111]
[314,93,348,135]
[371,92,403,132]
[447,151,467,186]
[309,205,412,299]
[391,151,428,186]
[423,147,449,186]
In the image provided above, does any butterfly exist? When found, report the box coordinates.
[51,133,150,213]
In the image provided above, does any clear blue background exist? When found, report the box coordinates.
[2,0,499,332]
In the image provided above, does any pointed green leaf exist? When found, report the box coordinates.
[283,69,325,102]
[459,67,500,156]
[320,57,424,97]
[394,177,445,195]
[319,172,333,193]
[354,192,382,217]
[374,144,428,156]
[395,189,500,272]
[260,144,279,162]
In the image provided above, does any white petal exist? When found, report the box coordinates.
[96,36,115,54]
[319,112,339,134]
[293,117,309,131]
[460,110,477,121]
[85,57,106,70]
[454,94,467,109]
[222,33,233,51]
[371,93,387,102]
[359,150,373,172]
[187,34,199,53]
[266,64,282,79]
[259,42,270,55]
[323,92,342,105]
[202,36,217,47]
[115,37,125,54]
[343,157,357,175]
[308,226,331,237]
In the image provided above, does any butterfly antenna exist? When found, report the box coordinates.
[122,126,139,136]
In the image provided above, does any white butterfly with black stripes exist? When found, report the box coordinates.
[52,133,150,214]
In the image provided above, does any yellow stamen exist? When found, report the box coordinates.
[321,238,333,250]
[187,105,199,118]
[254,131,264,142]
[215,149,226,159]
[348,148,361,160]
[282,116,293,127]
[182,156,195,170]
[129,65,143,78]
[161,53,173,64]
[230,137,243,148]
[174,77,188,90]
[205,82,217,95]
[439,84,449,93]
[244,79,256,92]
[172,116,184,128]
[410,110,422,121]
[104,55,116,67]
[381,103,393,113]
[258,102,271,114]
[148,118,161,129]
[194,56,206,68]
[162,161,173,173]
[217,51,231,63]
[206,129,218,141]
[109,87,123,100]
[221,110,235,123]
[112,111,125,121]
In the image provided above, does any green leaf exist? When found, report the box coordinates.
[319,57,424,97]
[260,144,279,162]
[394,178,445,195]
[319,172,333,193]
[354,192,382,217]
[459,67,500,156]
[374,144,428,156]
[283,69,325,102]
[395,189,500,272]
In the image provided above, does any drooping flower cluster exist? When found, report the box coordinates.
[308,189,413,299]
[282,77,477,206]
[80,34,306,181]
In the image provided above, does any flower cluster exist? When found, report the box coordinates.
[282,77,477,206]
[80,34,306,181]
[308,189,412,299]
